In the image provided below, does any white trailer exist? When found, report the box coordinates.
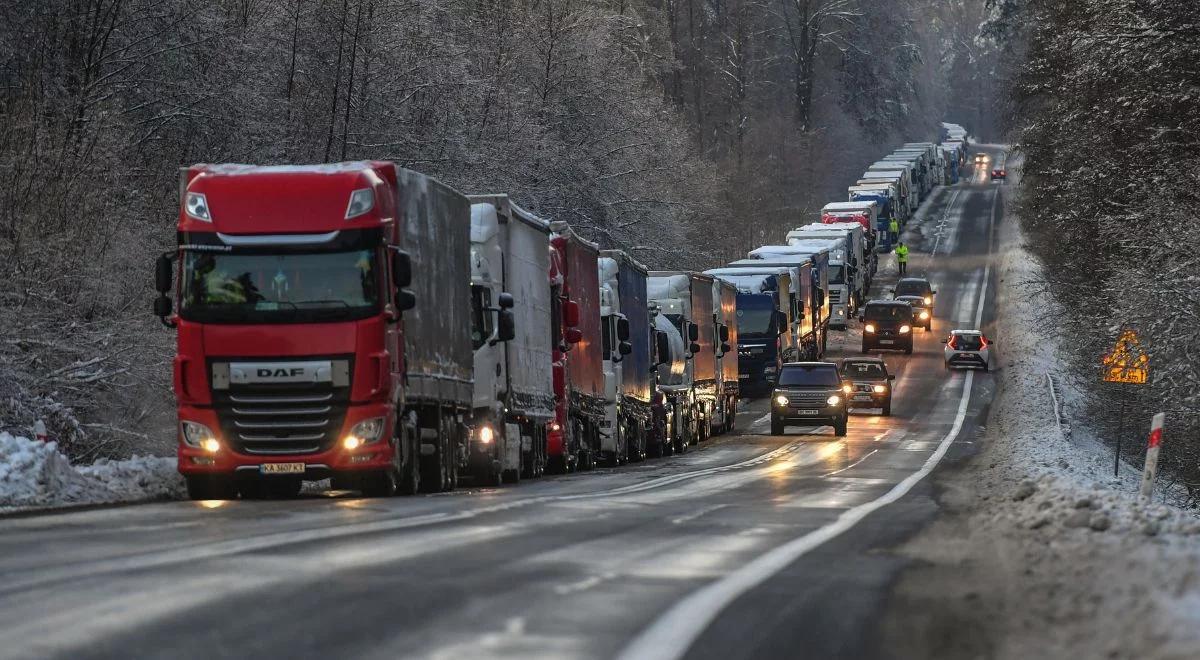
[468,196,556,484]
[788,222,870,312]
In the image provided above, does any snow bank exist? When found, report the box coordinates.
[0,432,183,510]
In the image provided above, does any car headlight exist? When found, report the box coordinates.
[873,384,887,394]
[842,384,853,395]
[181,421,216,448]
[775,394,789,407]
[899,325,911,334]
[827,395,842,406]
[919,310,930,320]
[923,296,932,305]
[864,323,876,333]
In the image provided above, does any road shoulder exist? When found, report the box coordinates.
[879,195,1200,659]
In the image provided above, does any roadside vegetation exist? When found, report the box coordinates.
[996,0,1200,501]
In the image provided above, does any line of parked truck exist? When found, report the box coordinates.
[151,124,971,500]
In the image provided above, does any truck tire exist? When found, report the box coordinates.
[834,416,848,437]
[398,432,421,495]
[185,475,236,501]
[771,417,784,436]
[361,469,398,497]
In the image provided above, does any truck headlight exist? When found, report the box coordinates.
[181,421,216,448]
[351,417,385,443]
[899,325,911,334]
[827,395,842,406]
[478,425,495,444]
[774,394,789,407]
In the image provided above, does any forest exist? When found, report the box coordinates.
[0,0,997,458]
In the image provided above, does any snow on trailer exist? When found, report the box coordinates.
[598,249,653,461]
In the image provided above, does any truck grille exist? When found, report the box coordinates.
[214,385,348,455]
[828,290,843,304]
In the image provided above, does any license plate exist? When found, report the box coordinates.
[879,340,895,345]
[261,462,305,475]
[853,395,872,402]
[797,409,820,416]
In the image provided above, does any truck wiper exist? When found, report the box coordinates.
[291,299,352,308]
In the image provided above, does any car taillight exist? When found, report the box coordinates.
[947,337,957,350]
[979,337,989,348]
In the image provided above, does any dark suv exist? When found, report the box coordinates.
[770,362,848,437]
[860,300,915,354]
[892,277,935,305]
[841,358,895,416]
[895,295,932,331]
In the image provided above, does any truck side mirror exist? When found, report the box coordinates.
[565,327,583,345]
[565,300,580,327]
[498,292,515,309]
[616,317,630,342]
[391,250,412,289]
[396,290,417,312]
[688,323,699,342]
[655,331,670,366]
[720,342,731,353]
[154,255,173,294]
[494,309,515,343]
[153,295,173,318]
[688,342,701,355]
[719,325,729,342]
[618,341,632,356]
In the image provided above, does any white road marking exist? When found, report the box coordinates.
[671,504,730,525]
[616,169,998,660]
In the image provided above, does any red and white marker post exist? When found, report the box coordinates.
[33,420,48,443]
[1138,412,1165,504]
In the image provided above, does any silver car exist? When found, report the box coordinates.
[943,330,991,371]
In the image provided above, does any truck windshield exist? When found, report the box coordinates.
[777,366,840,387]
[181,249,380,324]
[735,297,775,335]
[829,265,845,285]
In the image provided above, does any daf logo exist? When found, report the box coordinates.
[229,361,333,385]
[258,368,306,379]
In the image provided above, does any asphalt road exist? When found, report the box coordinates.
[0,148,1007,660]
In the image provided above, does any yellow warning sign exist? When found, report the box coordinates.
[1102,329,1149,384]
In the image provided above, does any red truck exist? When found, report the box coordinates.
[153,162,474,500]
[549,222,604,472]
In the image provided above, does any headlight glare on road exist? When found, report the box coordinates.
[864,323,876,333]
[827,395,842,406]
[899,325,912,334]
[774,394,789,407]
[181,421,215,448]
[873,384,887,394]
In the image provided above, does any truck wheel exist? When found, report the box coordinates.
[834,416,848,437]
[185,476,236,501]
[398,432,421,495]
[770,417,784,436]
[362,469,398,497]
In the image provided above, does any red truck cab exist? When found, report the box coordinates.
[154,163,471,500]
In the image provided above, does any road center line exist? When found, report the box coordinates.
[616,175,996,660]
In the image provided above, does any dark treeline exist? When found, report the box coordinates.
[0,0,986,457]
[996,0,1200,499]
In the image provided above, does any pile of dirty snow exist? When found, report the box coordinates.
[0,432,183,510]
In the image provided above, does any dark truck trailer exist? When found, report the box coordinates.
[599,249,652,463]
[713,279,739,434]
[705,267,793,393]
[550,222,605,470]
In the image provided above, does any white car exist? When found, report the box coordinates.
[943,330,991,371]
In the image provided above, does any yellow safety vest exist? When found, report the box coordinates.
[888,219,899,233]
[895,245,909,262]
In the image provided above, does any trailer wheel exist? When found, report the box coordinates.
[398,429,421,495]
[185,476,237,501]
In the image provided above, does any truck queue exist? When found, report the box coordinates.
[152,124,971,500]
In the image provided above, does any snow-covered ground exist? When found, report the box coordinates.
[0,432,183,511]
[884,192,1200,659]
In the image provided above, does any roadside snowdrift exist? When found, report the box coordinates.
[0,432,183,510]
[884,195,1200,660]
